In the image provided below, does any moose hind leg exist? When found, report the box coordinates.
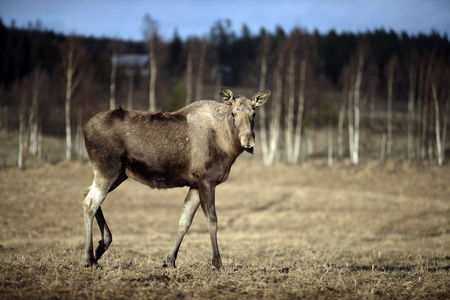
[94,206,112,262]
[83,182,108,267]
[164,187,200,268]
[93,173,127,261]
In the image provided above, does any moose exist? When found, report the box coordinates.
[82,87,270,270]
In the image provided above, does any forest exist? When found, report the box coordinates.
[0,16,449,167]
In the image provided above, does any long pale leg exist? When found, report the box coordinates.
[83,181,109,267]
[199,182,222,270]
[164,187,200,268]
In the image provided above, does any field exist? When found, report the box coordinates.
[1,153,449,299]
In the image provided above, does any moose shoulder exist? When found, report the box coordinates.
[82,87,270,270]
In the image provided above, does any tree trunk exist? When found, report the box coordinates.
[285,50,295,163]
[407,59,417,159]
[258,50,269,164]
[352,51,364,165]
[264,54,283,166]
[29,68,41,156]
[65,46,74,160]
[149,38,157,111]
[416,58,425,160]
[126,68,135,109]
[380,133,387,163]
[347,76,354,163]
[185,40,193,106]
[110,55,117,110]
[337,88,346,160]
[18,95,26,169]
[195,40,206,101]
[387,60,394,159]
[291,56,307,164]
[431,83,443,166]
[327,122,333,167]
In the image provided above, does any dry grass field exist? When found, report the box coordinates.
[1,154,449,299]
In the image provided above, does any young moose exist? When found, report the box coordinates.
[82,87,270,270]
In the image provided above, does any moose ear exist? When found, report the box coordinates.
[219,86,234,106]
[251,90,271,107]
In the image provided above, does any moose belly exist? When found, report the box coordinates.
[125,157,192,189]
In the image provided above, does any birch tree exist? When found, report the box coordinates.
[195,38,207,101]
[110,44,118,110]
[185,38,194,105]
[407,53,417,159]
[28,68,42,156]
[61,35,85,160]
[143,14,160,111]
[347,47,364,165]
[258,32,282,166]
[386,55,397,158]
[284,29,308,165]
[18,93,27,169]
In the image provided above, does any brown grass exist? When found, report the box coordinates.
[1,156,449,299]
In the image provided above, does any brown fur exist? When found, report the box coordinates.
[82,87,270,270]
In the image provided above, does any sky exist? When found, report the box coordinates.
[1,0,449,41]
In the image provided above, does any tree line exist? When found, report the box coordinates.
[0,17,448,168]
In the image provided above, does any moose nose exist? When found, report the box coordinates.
[240,134,255,148]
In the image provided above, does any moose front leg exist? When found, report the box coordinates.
[164,187,200,268]
[199,182,222,270]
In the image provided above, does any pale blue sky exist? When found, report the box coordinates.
[1,0,449,40]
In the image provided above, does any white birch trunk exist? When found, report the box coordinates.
[195,40,206,101]
[337,89,346,160]
[149,38,157,111]
[110,55,117,110]
[65,45,74,160]
[258,52,269,163]
[431,83,443,166]
[407,60,416,159]
[347,81,354,163]
[352,52,364,165]
[387,62,394,159]
[185,41,193,106]
[28,71,39,156]
[18,95,26,169]
[291,57,307,164]
[126,69,135,109]
[264,55,284,166]
[285,51,295,163]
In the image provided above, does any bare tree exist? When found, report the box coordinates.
[291,51,308,164]
[110,42,118,110]
[386,55,397,159]
[258,33,282,166]
[28,68,43,156]
[195,38,207,101]
[185,38,194,105]
[407,53,417,160]
[346,47,364,165]
[337,67,349,161]
[143,14,160,111]
[284,48,296,163]
[431,62,449,166]
[61,35,85,160]
[18,93,27,169]
[284,29,308,165]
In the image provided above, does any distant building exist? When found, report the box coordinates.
[112,54,149,67]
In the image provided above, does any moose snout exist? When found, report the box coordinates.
[239,133,255,148]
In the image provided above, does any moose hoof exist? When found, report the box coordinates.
[163,260,176,268]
